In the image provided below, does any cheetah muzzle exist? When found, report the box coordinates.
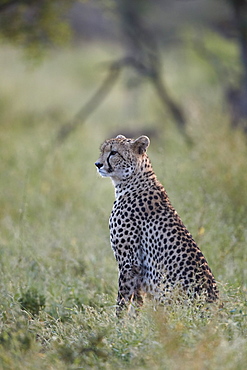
[95,135,219,315]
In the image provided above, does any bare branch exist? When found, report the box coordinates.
[56,54,190,144]
[56,61,121,143]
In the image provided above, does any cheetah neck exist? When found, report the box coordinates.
[113,158,160,199]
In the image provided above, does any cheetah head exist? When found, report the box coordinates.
[95,135,150,184]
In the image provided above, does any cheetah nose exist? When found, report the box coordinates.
[95,162,103,169]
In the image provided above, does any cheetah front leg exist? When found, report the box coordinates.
[116,264,143,317]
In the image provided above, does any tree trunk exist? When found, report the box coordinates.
[231,0,247,123]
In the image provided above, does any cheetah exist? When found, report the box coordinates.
[95,135,219,314]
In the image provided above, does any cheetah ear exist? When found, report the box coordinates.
[116,135,126,139]
[132,136,150,155]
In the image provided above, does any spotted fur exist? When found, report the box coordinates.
[95,135,219,314]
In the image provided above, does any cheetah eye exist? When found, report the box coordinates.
[110,150,118,156]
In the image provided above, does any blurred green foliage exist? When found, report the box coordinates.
[0,0,72,59]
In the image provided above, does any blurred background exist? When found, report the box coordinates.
[1,0,247,137]
[1,0,247,289]
[0,1,247,367]
[0,0,247,288]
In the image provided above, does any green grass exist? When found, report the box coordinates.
[0,43,247,369]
